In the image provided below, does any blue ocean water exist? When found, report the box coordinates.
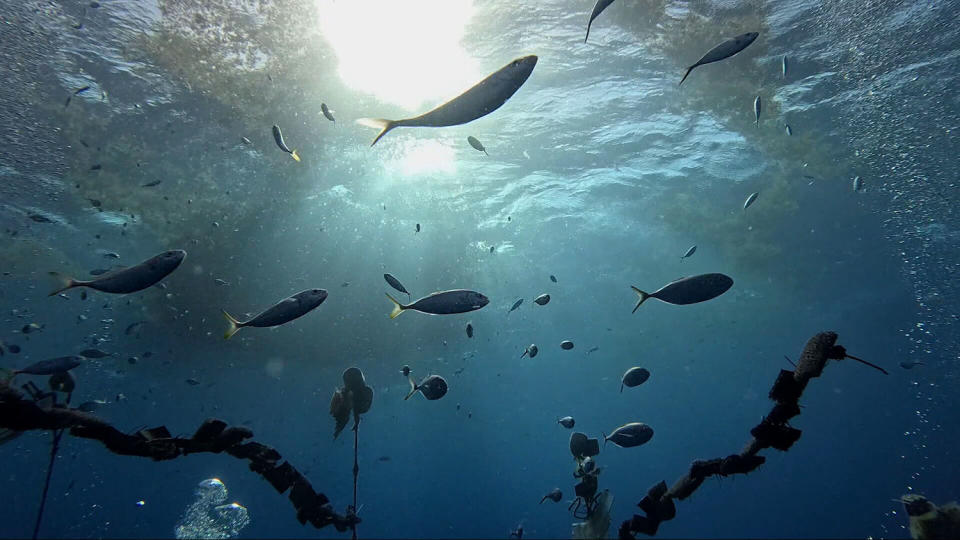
[1,0,958,538]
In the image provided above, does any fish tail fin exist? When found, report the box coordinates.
[385,293,406,319]
[539,496,548,504]
[584,22,592,43]
[602,431,608,448]
[483,150,489,156]
[357,118,397,147]
[222,310,242,340]
[520,350,528,359]
[631,286,649,313]
[291,149,301,162]
[404,376,418,400]
[48,272,77,296]
[679,66,694,86]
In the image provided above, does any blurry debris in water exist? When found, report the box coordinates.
[533,294,550,305]
[415,223,420,233]
[558,416,575,429]
[897,493,960,540]
[90,164,101,171]
[621,367,650,392]
[215,278,229,286]
[508,298,523,313]
[540,487,563,504]
[900,361,924,370]
[785,124,792,136]
[405,374,447,401]
[631,273,734,311]
[77,399,108,412]
[681,245,697,260]
[679,32,759,86]
[49,371,76,392]
[386,289,488,319]
[509,523,524,539]
[561,340,575,350]
[466,136,488,155]
[271,125,300,162]
[383,273,410,298]
[357,56,537,146]
[753,96,761,127]
[853,176,864,192]
[399,365,411,377]
[521,344,538,359]
[174,478,250,539]
[125,321,146,335]
[466,323,473,338]
[377,456,390,462]
[584,0,615,43]
[603,422,654,448]
[79,348,110,359]
[550,274,557,283]
[587,346,599,354]
[743,192,759,210]
[222,289,328,339]
[49,249,186,296]
[127,356,138,365]
[136,500,145,507]
[320,103,335,122]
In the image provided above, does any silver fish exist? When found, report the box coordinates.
[358,56,538,146]
[508,298,523,313]
[383,273,410,298]
[49,250,186,296]
[631,273,733,312]
[584,0,615,43]
[754,96,761,127]
[533,294,550,305]
[604,422,654,448]
[321,103,335,122]
[223,288,327,339]
[785,124,793,136]
[467,136,488,156]
[621,367,650,392]
[550,275,557,283]
[853,176,863,192]
[680,32,759,86]
[744,192,759,210]
[681,245,697,260]
[558,416,575,428]
[386,289,488,319]
[782,55,789,79]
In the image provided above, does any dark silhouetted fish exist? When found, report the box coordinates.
[681,245,697,260]
[466,323,473,338]
[550,274,557,283]
[271,125,300,162]
[540,488,563,504]
[77,399,108,412]
[560,340,574,350]
[405,374,448,401]
[558,416,575,428]
[533,294,550,305]
[521,344,538,359]
[400,365,411,377]
[28,213,54,223]
[604,422,654,448]
[679,32,759,86]
[754,96,762,127]
[631,273,733,312]
[743,192,759,210]
[16,356,82,375]
[621,367,650,392]
[383,273,410,299]
[386,289,488,319]
[853,176,863,192]
[358,56,538,146]
[467,136,488,155]
[142,179,162,187]
[900,361,924,370]
[415,223,420,233]
[584,0,615,43]
[321,103,335,122]
[222,288,327,339]
[508,298,523,314]
[79,348,111,359]
[49,250,186,296]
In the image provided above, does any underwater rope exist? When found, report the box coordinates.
[618,331,882,538]
[0,385,359,535]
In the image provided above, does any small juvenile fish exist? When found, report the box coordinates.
[22,323,43,334]
[899,361,924,370]
[540,488,563,504]
[521,344,538,359]
[75,85,92,95]
[415,223,421,233]
[550,275,557,283]
[386,289,488,319]
[744,192,759,210]
[560,340,574,350]
[241,137,252,145]
[533,294,550,306]
[383,273,411,298]
[621,367,650,392]
[185,378,200,386]
[271,125,300,162]
[15,355,82,375]
[853,176,863,192]
[681,245,697,260]
[223,288,328,339]
[508,298,523,313]
[142,179,162,187]
[28,213,54,223]
[50,250,186,296]
[489,245,495,253]
[753,96,762,127]
[321,103,335,122]
[680,32,760,86]
[584,0,615,43]
[215,278,229,286]
[79,348,111,359]
[631,273,734,311]
[782,55,789,79]
[467,136,488,156]
[558,416,575,428]
[405,374,448,401]
[604,422,654,448]
[466,323,473,338]
[102,251,120,259]
[785,124,793,136]
[400,365,411,377]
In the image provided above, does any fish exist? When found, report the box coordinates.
[508,298,523,313]
[785,124,793,136]
[142,179,162,187]
[124,321,146,335]
[415,223,421,233]
[853,176,863,192]
[22,323,43,334]
[358,56,538,146]
[489,245,495,253]
[681,245,697,260]
[28,213,54,223]
[603,422,654,448]
[753,96,761,127]
[185,378,200,386]
[271,125,300,162]
[241,137,252,145]
[899,361,924,370]
[533,294,550,306]
[75,85,92,95]
[386,289,488,319]
[79,348,111,359]
[561,340,575,350]
[400,365,411,377]
[467,136,488,156]
[540,488,563,504]
[782,55,788,79]
[584,0,615,43]
[679,32,760,86]
[49,250,186,296]
[102,251,120,259]
[621,367,650,392]
[631,273,734,312]
[558,416,575,429]
[521,344,538,359]
[321,103,335,122]
[466,323,473,338]
[587,346,599,353]
[222,288,328,339]
[383,273,411,298]
[215,278,229,286]
[77,399,108,412]
[405,374,448,401]
[90,164,102,171]
[744,192,759,210]
[15,356,82,375]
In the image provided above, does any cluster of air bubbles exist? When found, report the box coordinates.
[174,478,250,539]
